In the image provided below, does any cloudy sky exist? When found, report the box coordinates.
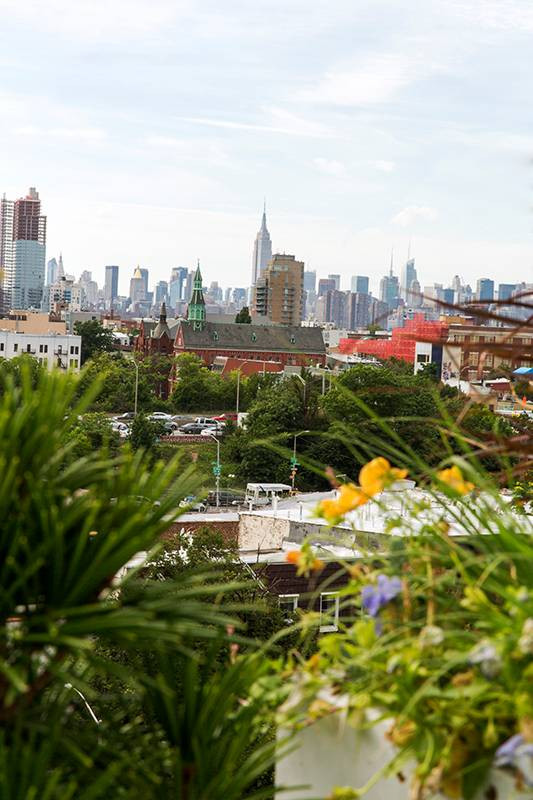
[1,0,532,295]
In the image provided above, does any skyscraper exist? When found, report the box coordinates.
[304,271,316,293]
[140,268,149,296]
[253,253,304,325]
[1,187,46,310]
[104,265,119,309]
[129,266,145,307]
[46,257,58,286]
[351,275,369,294]
[498,283,516,302]
[400,258,417,300]
[251,203,272,286]
[155,281,169,306]
[379,255,400,310]
[476,278,494,302]
[318,278,336,297]
[328,274,341,290]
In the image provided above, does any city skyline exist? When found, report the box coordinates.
[1,1,532,295]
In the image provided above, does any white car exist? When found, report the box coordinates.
[111,422,129,438]
[148,412,174,421]
[200,426,222,437]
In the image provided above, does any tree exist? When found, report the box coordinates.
[74,319,115,365]
[170,353,234,412]
[129,412,163,452]
[64,411,121,462]
[0,365,283,798]
[235,306,252,324]
[416,361,441,383]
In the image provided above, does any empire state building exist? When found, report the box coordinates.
[251,204,272,286]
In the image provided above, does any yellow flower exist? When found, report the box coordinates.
[317,483,368,522]
[435,465,474,496]
[337,483,368,512]
[359,457,408,497]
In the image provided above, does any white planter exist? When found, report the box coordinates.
[276,711,527,799]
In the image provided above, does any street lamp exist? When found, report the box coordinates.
[207,432,221,508]
[292,374,306,407]
[235,359,268,415]
[130,356,140,416]
[291,430,309,491]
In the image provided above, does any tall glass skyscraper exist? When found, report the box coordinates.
[104,265,119,309]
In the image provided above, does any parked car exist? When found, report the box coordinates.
[206,490,245,506]
[162,420,178,433]
[111,422,130,438]
[114,412,135,421]
[200,425,224,437]
[179,422,208,435]
[148,412,174,421]
[178,495,207,512]
[194,416,216,426]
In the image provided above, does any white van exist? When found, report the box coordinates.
[244,483,292,508]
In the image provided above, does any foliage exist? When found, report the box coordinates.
[416,361,441,382]
[0,353,44,389]
[129,412,164,452]
[235,306,252,324]
[64,411,121,462]
[76,351,172,412]
[282,441,533,798]
[74,319,115,365]
[0,367,285,798]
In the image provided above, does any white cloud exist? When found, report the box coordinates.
[180,107,334,139]
[312,157,345,176]
[392,206,438,227]
[298,53,423,106]
[372,160,395,172]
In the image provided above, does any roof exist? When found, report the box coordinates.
[513,367,533,376]
[176,321,325,354]
[246,483,292,492]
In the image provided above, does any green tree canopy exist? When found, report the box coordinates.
[235,306,252,324]
[74,319,116,364]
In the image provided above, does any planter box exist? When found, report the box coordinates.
[276,711,526,799]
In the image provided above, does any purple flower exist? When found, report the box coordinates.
[495,734,533,787]
[361,574,402,618]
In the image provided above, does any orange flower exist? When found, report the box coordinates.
[285,543,325,576]
[435,465,474,496]
[359,457,408,497]
[285,550,300,565]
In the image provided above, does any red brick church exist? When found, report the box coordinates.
[135,264,326,395]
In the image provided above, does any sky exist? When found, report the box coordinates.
[1,0,532,296]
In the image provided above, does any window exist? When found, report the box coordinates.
[251,332,257,342]
[320,592,340,633]
[26,344,31,353]
[39,344,44,353]
[70,346,75,354]
[279,594,299,623]
[75,346,79,354]
[212,330,219,341]
[13,344,18,353]
[44,344,48,353]
[416,354,429,363]
[0,343,3,352]
[290,335,296,344]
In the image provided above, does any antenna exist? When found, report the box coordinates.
[407,238,411,261]
[390,247,394,276]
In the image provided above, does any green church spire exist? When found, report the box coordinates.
[187,260,206,330]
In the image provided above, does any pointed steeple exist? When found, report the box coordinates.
[389,248,394,277]
[251,202,272,286]
[152,301,170,339]
[57,252,65,280]
[187,260,206,330]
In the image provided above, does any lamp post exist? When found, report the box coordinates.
[293,374,306,408]
[207,433,221,508]
[291,430,309,491]
[131,356,140,416]
[236,359,268,415]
